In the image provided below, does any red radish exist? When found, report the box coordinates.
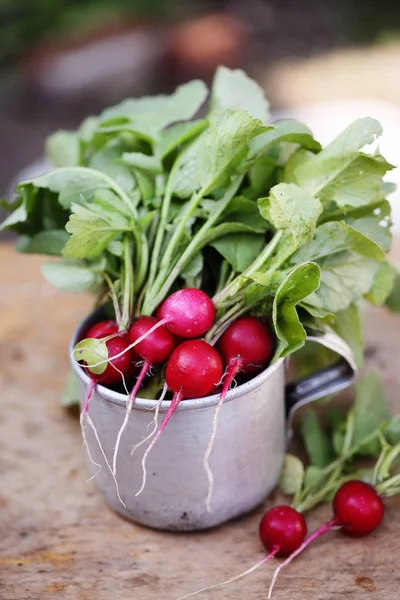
[268,481,384,599]
[176,506,307,599]
[136,340,223,496]
[85,336,132,386]
[204,316,274,511]
[158,288,216,338]
[86,319,119,339]
[112,317,175,475]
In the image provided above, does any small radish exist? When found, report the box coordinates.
[86,319,119,339]
[136,340,223,496]
[158,288,216,338]
[86,336,132,386]
[176,506,307,599]
[112,317,175,475]
[204,316,274,511]
[268,481,384,598]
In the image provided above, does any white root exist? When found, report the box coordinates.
[112,360,150,475]
[175,552,276,600]
[131,384,168,456]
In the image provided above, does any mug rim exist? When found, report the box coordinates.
[69,311,285,412]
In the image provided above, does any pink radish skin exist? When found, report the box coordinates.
[135,340,223,497]
[112,316,176,475]
[176,506,307,600]
[158,288,216,338]
[268,481,385,599]
[204,317,274,511]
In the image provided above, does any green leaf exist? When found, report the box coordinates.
[366,260,397,305]
[16,230,70,256]
[60,370,80,407]
[99,80,208,140]
[385,416,400,445]
[281,148,315,183]
[332,304,364,369]
[292,221,385,264]
[215,196,270,233]
[352,370,391,456]
[305,251,379,313]
[300,410,335,468]
[210,232,265,272]
[210,66,270,122]
[41,261,103,293]
[249,119,321,158]
[247,155,277,197]
[18,166,133,211]
[89,148,136,192]
[121,152,162,174]
[272,262,321,357]
[259,183,322,247]
[294,118,392,209]
[385,265,400,312]
[157,120,208,159]
[346,201,392,253]
[181,252,203,280]
[63,197,130,259]
[45,131,80,167]
[304,465,325,490]
[279,454,305,495]
[72,338,108,375]
[172,110,266,197]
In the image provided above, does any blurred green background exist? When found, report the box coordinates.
[1,0,400,198]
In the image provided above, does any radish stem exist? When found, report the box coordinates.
[268,519,339,599]
[113,359,151,475]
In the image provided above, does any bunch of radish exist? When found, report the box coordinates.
[177,479,385,599]
[74,287,275,504]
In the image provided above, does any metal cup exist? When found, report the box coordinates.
[70,310,356,531]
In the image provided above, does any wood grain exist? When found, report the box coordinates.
[1,242,400,600]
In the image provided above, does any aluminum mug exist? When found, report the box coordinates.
[70,310,357,532]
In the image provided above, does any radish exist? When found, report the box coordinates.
[204,316,274,511]
[176,506,307,599]
[268,481,384,598]
[136,340,223,496]
[112,316,175,475]
[158,288,216,338]
[85,336,132,386]
[86,319,119,339]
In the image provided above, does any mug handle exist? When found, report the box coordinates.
[285,329,358,435]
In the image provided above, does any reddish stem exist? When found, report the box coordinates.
[268,518,340,599]
[136,389,183,497]
[112,359,151,475]
[82,377,96,415]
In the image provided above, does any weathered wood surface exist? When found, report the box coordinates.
[1,242,400,600]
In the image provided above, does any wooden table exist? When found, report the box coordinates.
[1,242,400,600]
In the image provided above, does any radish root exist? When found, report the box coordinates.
[203,359,241,512]
[113,359,150,475]
[176,549,278,600]
[136,390,183,497]
[131,384,168,456]
[268,520,338,599]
